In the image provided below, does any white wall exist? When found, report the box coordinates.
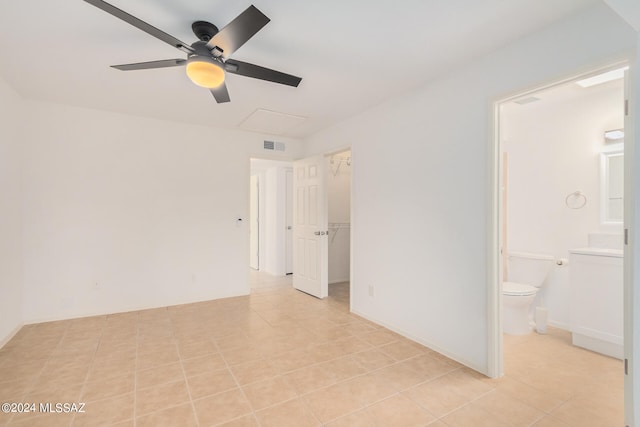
[0,76,24,345]
[303,3,637,373]
[502,81,624,329]
[20,101,301,323]
[328,151,351,283]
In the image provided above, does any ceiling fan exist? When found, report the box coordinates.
[83,0,302,103]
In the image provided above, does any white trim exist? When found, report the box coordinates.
[547,320,571,331]
[314,144,353,306]
[23,291,250,325]
[349,147,354,313]
[486,100,502,378]
[351,309,485,374]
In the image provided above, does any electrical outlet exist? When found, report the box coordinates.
[369,286,374,297]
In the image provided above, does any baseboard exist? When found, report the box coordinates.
[0,323,24,350]
[547,320,570,331]
[23,291,250,326]
[329,278,350,284]
[350,308,487,376]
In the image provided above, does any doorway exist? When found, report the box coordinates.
[249,158,294,290]
[327,150,352,303]
[491,65,629,424]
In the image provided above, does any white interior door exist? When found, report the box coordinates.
[249,174,259,270]
[285,169,293,274]
[293,155,328,298]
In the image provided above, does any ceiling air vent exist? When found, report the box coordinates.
[263,141,286,151]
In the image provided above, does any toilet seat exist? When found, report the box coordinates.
[503,281,537,296]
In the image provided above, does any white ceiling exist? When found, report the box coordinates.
[0,0,599,138]
[604,0,640,31]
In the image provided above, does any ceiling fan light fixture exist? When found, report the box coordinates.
[85,1,301,103]
[186,56,225,88]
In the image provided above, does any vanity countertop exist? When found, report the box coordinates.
[568,247,623,258]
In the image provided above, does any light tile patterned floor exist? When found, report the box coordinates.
[0,274,623,426]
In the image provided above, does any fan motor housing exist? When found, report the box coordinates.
[189,41,221,60]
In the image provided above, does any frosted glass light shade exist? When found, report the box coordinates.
[186,56,225,88]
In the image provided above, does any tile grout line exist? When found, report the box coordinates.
[250,300,323,426]
[433,386,498,421]
[56,320,78,427]
[214,324,262,426]
[247,299,325,427]
[1,282,624,426]
[175,322,201,427]
[79,320,107,427]
[4,323,69,426]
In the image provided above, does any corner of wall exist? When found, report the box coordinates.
[0,74,25,346]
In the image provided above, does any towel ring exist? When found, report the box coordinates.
[565,191,587,209]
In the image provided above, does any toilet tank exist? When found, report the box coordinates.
[507,251,554,287]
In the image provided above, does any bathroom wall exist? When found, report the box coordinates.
[501,79,624,329]
[328,150,351,284]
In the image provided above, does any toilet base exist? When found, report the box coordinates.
[503,294,536,335]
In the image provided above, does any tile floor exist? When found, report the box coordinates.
[0,274,623,426]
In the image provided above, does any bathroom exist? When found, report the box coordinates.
[499,68,625,353]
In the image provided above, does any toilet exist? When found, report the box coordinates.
[503,251,554,335]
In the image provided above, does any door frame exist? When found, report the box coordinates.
[487,61,635,422]
[624,59,639,425]
[325,147,354,309]
[249,174,260,270]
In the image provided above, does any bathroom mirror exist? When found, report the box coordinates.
[601,148,623,223]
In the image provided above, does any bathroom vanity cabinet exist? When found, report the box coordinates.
[569,247,623,359]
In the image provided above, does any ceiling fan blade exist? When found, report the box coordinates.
[224,60,302,87]
[112,59,186,71]
[206,5,270,59]
[210,83,231,103]
[83,0,194,54]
